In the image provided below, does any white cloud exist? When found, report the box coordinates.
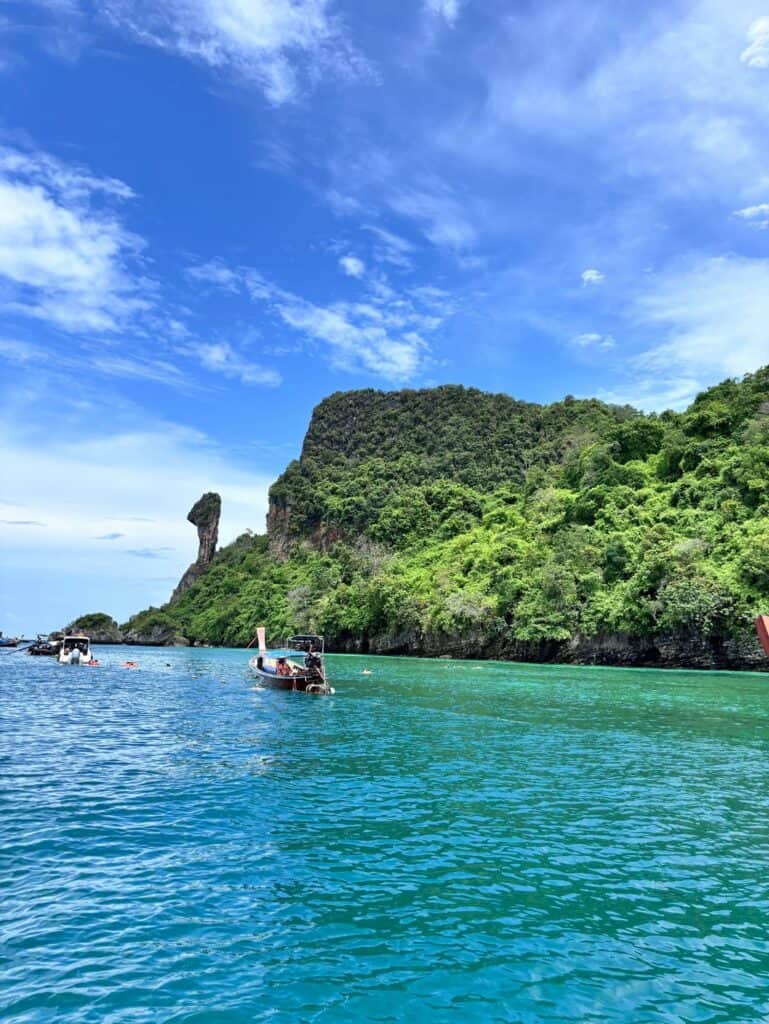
[184,258,442,381]
[573,332,614,350]
[598,376,702,413]
[733,202,769,227]
[105,0,371,103]
[0,335,193,390]
[388,184,477,250]
[187,259,242,291]
[0,418,274,631]
[632,255,769,387]
[741,16,769,68]
[339,254,365,278]
[277,299,425,380]
[581,268,604,285]
[587,253,769,412]
[364,225,416,268]
[442,0,769,208]
[425,0,462,26]
[192,341,281,386]
[0,337,42,365]
[90,354,191,387]
[0,145,147,332]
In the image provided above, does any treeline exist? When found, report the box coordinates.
[123,370,769,655]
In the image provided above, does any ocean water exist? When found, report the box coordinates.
[2,648,769,1023]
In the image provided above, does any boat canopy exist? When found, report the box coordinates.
[285,634,324,650]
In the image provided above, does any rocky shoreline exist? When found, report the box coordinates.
[77,623,768,671]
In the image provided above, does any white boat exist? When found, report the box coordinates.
[58,635,92,665]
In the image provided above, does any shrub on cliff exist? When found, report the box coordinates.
[122,369,769,657]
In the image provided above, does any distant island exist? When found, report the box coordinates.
[74,370,769,670]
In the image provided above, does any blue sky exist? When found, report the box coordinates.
[2,0,769,634]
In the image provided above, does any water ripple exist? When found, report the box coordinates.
[3,648,769,1022]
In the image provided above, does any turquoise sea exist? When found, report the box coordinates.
[3,647,769,1023]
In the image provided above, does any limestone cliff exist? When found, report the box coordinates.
[169,492,221,604]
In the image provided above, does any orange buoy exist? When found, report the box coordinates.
[755,616,769,658]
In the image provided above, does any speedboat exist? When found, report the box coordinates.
[249,628,334,694]
[58,635,92,665]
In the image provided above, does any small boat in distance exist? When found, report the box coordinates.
[249,628,334,694]
[0,631,21,648]
[58,634,92,665]
[28,634,62,657]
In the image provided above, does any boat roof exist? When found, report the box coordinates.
[63,635,89,641]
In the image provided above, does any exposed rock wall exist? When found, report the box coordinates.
[170,492,221,603]
[328,628,769,672]
[266,498,292,559]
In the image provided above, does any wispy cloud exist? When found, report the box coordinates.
[581,269,604,286]
[364,225,415,269]
[733,202,769,228]
[190,341,281,386]
[597,254,769,411]
[424,0,462,25]
[634,256,769,381]
[572,332,614,350]
[103,0,372,103]
[0,417,274,626]
[187,256,444,381]
[0,145,149,332]
[90,354,191,387]
[740,16,769,69]
[277,299,426,380]
[186,259,242,291]
[0,519,45,526]
[0,335,192,391]
[387,182,477,250]
[598,376,702,414]
[125,546,174,558]
[339,254,365,277]
[93,532,125,540]
[0,337,42,365]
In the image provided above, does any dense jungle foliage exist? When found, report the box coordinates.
[123,371,769,651]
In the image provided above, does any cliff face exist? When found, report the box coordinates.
[266,384,634,556]
[329,627,768,671]
[170,492,221,603]
[121,370,769,668]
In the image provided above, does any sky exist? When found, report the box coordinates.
[2,0,769,634]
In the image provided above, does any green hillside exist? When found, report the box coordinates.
[123,371,769,666]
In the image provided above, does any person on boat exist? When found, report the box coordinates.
[276,658,290,676]
[304,650,322,676]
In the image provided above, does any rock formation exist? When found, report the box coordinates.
[169,492,221,604]
[64,613,124,644]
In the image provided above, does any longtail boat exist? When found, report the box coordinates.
[249,628,334,695]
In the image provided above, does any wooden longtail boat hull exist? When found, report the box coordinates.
[252,671,322,692]
[249,657,326,692]
[755,615,769,658]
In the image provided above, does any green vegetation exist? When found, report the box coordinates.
[124,373,769,656]
[67,613,122,640]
